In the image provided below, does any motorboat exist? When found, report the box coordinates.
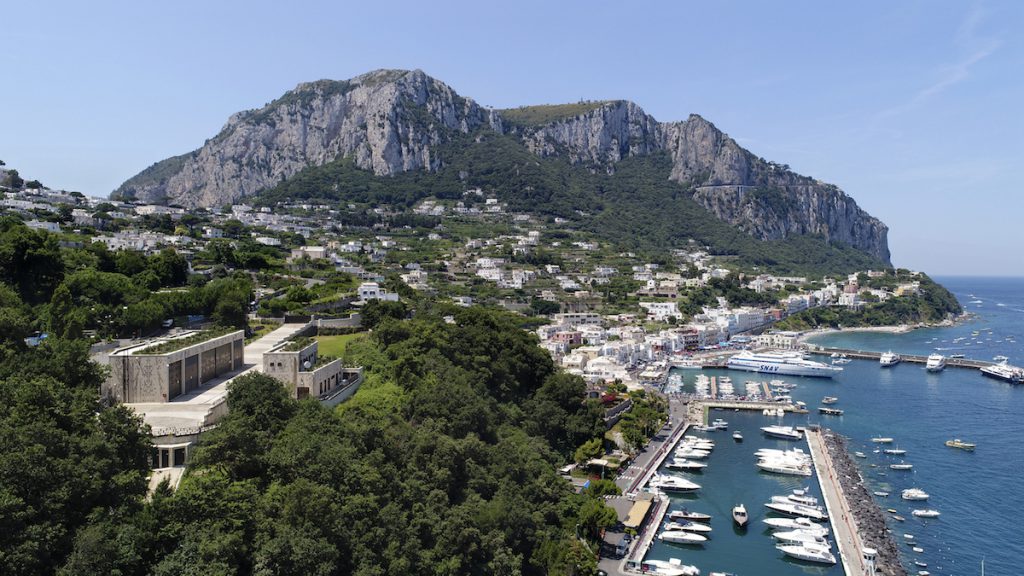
[758,460,812,476]
[777,542,836,564]
[822,396,838,404]
[664,521,713,533]
[892,515,906,522]
[732,431,743,442]
[890,463,913,470]
[901,488,930,501]
[640,558,701,576]
[658,530,707,545]
[871,437,894,444]
[761,425,803,441]
[694,424,718,432]
[727,350,842,378]
[732,504,748,528]
[649,474,701,493]
[680,439,715,451]
[854,451,867,458]
[674,448,711,460]
[912,546,925,553]
[665,458,707,472]
[883,448,906,455]
[784,489,819,507]
[873,491,890,497]
[818,407,844,416]
[763,517,829,535]
[771,495,821,509]
[668,508,711,522]
[926,354,946,372]
[912,509,941,518]
[712,418,728,430]
[772,529,830,545]
[880,351,901,367]
[945,438,976,451]
[765,501,828,521]
[755,448,810,462]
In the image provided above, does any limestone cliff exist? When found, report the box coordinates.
[116,69,889,263]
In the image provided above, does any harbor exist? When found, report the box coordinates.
[805,346,998,370]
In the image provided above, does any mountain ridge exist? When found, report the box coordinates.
[114,68,890,263]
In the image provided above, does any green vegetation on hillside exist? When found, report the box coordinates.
[113,153,192,200]
[775,273,963,330]
[499,101,614,127]
[257,131,886,276]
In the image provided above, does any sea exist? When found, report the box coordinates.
[645,276,1021,576]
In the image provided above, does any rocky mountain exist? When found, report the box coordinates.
[116,69,890,263]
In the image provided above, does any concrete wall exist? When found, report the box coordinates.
[263,340,318,397]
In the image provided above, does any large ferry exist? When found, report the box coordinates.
[727,350,842,378]
[980,361,1023,383]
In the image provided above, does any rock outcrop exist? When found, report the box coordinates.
[116,69,890,263]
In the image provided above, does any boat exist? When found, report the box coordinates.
[822,396,838,404]
[883,448,906,455]
[763,517,829,534]
[901,488,930,501]
[880,351,901,367]
[668,508,711,522]
[758,460,812,476]
[761,425,803,441]
[818,407,844,416]
[915,561,928,568]
[674,448,711,460]
[892,515,906,522]
[664,520,713,533]
[772,529,830,545]
[765,501,828,521]
[712,418,728,430]
[912,546,925,553]
[994,355,1009,362]
[925,354,946,372]
[665,458,707,472]
[727,350,843,378]
[694,424,718,432]
[777,542,837,564]
[980,360,1024,383]
[912,509,941,518]
[890,463,913,470]
[649,474,701,493]
[945,438,976,451]
[854,451,867,458]
[658,530,708,545]
[729,503,748,528]
[871,437,894,444]
[873,491,889,497]
[640,558,701,576]
[776,489,819,507]
[732,431,743,442]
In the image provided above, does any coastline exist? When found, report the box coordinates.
[798,312,974,345]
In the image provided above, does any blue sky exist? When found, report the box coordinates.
[2,1,1021,275]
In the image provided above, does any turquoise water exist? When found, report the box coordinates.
[646,277,1020,575]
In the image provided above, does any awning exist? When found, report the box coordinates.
[623,499,653,529]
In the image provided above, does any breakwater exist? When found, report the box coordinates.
[820,429,905,576]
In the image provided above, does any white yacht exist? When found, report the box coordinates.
[777,542,837,564]
[759,460,812,476]
[640,558,701,576]
[755,448,810,462]
[781,489,819,507]
[761,425,804,441]
[649,474,701,493]
[890,463,914,470]
[765,501,828,521]
[912,509,941,518]
[664,520,713,533]
[712,418,729,430]
[883,448,907,455]
[668,508,711,522]
[980,360,1024,383]
[674,447,710,460]
[902,488,930,501]
[772,529,830,545]
[871,436,894,444]
[880,351,901,367]
[926,354,946,372]
[764,517,829,534]
[727,350,842,378]
[658,530,708,545]
[665,458,707,472]
[732,431,744,442]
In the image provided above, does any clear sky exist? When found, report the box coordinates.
[2,1,1021,276]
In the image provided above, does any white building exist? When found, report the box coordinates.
[639,302,680,322]
[357,282,399,303]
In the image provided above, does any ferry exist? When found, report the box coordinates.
[727,350,842,378]
[945,438,976,451]
[980,361,1024,383]
[880,351,901,367]
[925,354,946,372]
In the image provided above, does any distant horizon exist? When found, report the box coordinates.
[2,1,1021,276]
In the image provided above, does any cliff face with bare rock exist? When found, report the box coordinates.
[116,68,890,263]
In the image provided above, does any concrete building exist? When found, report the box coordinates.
[262,338,361,402]
[357,282,399,302]
[103,330,245,403]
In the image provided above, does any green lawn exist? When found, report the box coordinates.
[315,333,365,357]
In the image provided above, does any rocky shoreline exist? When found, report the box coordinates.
[821,429,907,576]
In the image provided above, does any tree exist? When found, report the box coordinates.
[574,438,604,465]
[49,283,75,337]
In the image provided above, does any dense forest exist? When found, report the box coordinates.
[255,132,886,276]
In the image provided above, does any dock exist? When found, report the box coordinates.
[620,497,670,573]
[806,427,866,576]
[807,345,997,370]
